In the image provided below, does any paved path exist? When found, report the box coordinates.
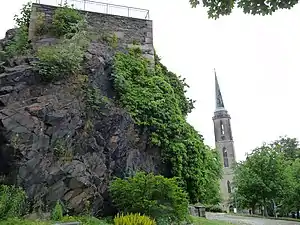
[206,212,300,225]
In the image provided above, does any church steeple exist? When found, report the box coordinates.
[212,69,236,212]
[215,69,225,111]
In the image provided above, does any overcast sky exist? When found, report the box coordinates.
[1,0,300,161]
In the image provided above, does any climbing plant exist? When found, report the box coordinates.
[113,48,222,203]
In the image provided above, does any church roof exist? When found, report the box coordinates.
[214,69,226,111]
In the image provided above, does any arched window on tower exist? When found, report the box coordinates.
[227,180,231,193]
[223,147,229,167]
[220,121,225,135]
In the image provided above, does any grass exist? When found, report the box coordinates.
[230,213,300,222]
[191,216,234,225]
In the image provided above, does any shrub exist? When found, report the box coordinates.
[5,2,32,56]
[52,3,83,37]
[0,185,27,219]
[51,200,63,221]
[114,213,156,225]
[113,50,222,203]
[109,172,189,223]
[204,204,223,213]
[36,24,89,82]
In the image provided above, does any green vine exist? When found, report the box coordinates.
[113,49,222,203]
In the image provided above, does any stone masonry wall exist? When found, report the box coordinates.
[28,3,154,61]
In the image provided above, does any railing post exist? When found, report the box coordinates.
[128,7,130,17]
[83,0,86,10]
[106,3,108,14]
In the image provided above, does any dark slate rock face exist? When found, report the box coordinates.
[0,33,164,216]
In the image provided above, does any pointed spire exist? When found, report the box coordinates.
[214,69,225,110]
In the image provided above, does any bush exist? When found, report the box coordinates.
[5,2,32,56]
[114,213,156,225]
[36,24,89,82]
[52,3,83,37]
[109,172,189,223]
[0,185,27,219]
[51,200,63,221]
[204,204,223,213]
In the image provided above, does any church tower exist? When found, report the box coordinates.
[212,70,236,211]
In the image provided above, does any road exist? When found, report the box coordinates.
[206,212,300,225]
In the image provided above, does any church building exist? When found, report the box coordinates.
[212,70,237,212]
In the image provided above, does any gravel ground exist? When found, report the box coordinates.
[206,212,300,225]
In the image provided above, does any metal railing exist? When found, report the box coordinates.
[35,0,150,20]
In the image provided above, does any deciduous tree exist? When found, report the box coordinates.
[189,0,299,19]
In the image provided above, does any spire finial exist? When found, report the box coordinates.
[214,69,225,110]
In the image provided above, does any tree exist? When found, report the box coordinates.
[234,145,286,216]
[189,0,299,19]
[282,159,300,218]
[271,136,300,161]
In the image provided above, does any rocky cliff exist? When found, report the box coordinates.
[0,23,164,216]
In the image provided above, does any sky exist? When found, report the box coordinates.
[1,0,300,161]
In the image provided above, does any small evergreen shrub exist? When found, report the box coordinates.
[52,3,83,37]
[114,213,156,225]
[5,2,32,56]
[36,24,89,82]
[51,200,63,221]
[109,172,189,223]
[0,185,27,219]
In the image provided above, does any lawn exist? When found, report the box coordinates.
[191,216,233,225]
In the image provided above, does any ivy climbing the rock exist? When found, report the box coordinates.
[113,49,222,203]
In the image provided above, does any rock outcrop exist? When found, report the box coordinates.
[0,29,164,216]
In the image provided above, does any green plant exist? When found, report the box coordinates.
[114,213,156,225]
[109,172,189,223]
[0,185,27,219]
[52,3,83,37]
[5,2,32,56]
[204,204,223,213]
[102,33,118,48]
[52,139,73,160]
[51,200,63,221]
[112,49,222,203]
[36,23,89,82]
[35,12,48,36]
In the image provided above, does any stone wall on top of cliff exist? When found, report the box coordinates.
[28,3,154,61]
[0,3,162,216]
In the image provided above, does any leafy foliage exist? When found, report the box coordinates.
[51,200,63,221]
[5,2,32,56]
[233,137,300,216]
[114,213,156,225]
[52,3,83,37]
[0,185,27,220]
[189,0,299,19]
[113,49,222,203]
[204,204,224,213]
[36,21,89,82]
[109,172,189,223]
